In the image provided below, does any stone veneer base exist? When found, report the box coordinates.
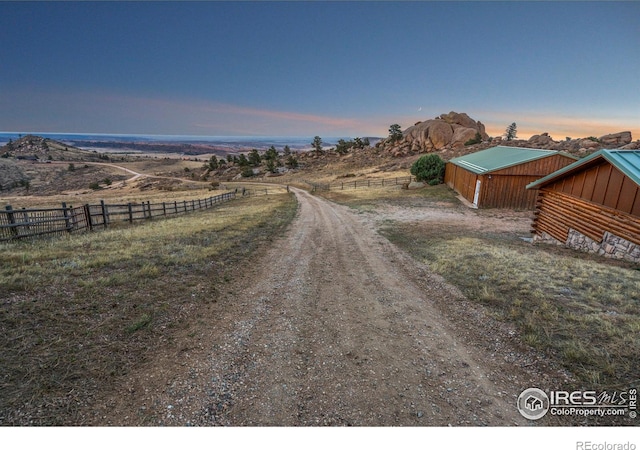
[533,229,640,263]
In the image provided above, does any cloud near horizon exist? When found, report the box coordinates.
[1,88,637,141]
[192,103,369,136]
[478,110,640,141]
[0,88,378,137]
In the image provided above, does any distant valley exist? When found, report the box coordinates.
[0,133,382,156]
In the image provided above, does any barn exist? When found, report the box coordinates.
[444,146,577,209]
[526,149,640,262]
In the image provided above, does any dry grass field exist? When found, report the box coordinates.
[318,185,640,391]
[0,192,297,425]
[3,147,639,426]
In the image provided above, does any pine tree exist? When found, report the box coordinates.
[388,124,403,143]
[312,136,323,156]
[248,149,261,166]
[505,122,517,141]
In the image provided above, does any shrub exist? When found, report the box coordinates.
[410,154,445,185]
[241,167,255,178]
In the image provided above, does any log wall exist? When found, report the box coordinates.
[532,189,640,247]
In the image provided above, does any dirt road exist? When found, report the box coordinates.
[91,187,543,426]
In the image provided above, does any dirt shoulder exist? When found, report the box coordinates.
[88,187,567,426]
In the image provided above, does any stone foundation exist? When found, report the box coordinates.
[534,229,640,262]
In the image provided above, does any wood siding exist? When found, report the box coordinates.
[445,154,576,209]
[544,161,640,216]
[444,162,478,204]
[531,189,640,246]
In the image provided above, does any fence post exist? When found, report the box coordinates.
[5,205,18,236]
[162,202,167,216]
[84,204,94,231]
[100,200,109,228]
[128,203,133,223]
[147,201,152,220]
[62,202,72,232]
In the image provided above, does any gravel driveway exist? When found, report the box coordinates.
[89,187,552,426]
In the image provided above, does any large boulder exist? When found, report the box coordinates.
[528,132,556,147]
[439,111,478,129]
[578,138,600,149]
[451,125,480,148]
[400,111,488,151]
[599,131,632,147]
[620,141,640,150]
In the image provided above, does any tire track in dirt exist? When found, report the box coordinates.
[214,188,528,425]
[91,187,539,426]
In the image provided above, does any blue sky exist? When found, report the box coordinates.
[1,1,638,139]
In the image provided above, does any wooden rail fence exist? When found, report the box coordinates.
[1,192,236,242]
[303,176,413,192]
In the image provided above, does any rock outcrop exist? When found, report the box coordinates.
[375,109,639,159]
[523,131,636,154]
[389,112,489,154]
[599,131,632,147]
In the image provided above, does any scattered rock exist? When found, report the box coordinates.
[578,139,600,149]
[599,131,632,147]
[528,132,555,147]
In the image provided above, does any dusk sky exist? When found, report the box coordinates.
[1,1,638,140]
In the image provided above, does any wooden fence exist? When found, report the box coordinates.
[303,176,413,192]
[0,192,236,242]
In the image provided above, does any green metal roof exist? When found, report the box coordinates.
[526,149,640,190]
[448,146,568,175]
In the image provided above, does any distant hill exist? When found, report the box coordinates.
[0,135,110,162]
[67,140,232,157]
[0,135,136,195]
